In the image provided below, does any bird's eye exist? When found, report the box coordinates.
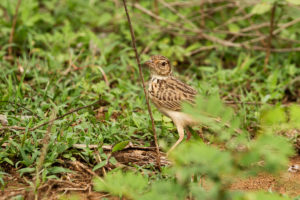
[161,62,166,66]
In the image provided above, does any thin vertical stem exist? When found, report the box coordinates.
[122,0,161,170]
[34,112,55,200]
[8,0,22,60]
[154,0,159,24]
[200,0,205,28]
[264,3,277,67]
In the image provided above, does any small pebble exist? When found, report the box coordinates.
[288,164,300,173]
[0,114,8,126]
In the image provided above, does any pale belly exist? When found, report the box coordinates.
[159,108,198,127]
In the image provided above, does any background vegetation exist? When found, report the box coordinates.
[0,0,300,199]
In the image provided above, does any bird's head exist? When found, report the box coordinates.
[145,55,172,77]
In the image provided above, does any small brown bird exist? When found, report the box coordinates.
[145,55,198,153]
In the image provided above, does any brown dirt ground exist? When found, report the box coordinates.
[230,156,300,197]
[1,153,300,200]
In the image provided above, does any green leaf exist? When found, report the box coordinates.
[251,3,272,15]
[289,104,300,124]
[132,113,144,127]
[260,106,287,126]
[170,141,233,182]
[183,95,241,139]
[0,171,9,186]
[240,134,294,174]
[98,13,112,26]
[18,167,35,176]
[48,167,73,174]
[93,170,148,199]
[228,23,240,33]
[4,158,13,165]
[109,157,118,165]
[153,112,163,121]
[239,191,291,200]
[141,181,187,200]
[93,160,107,171]
[112,141,129,153]
[286,7,300,19]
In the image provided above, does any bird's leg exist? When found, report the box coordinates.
[185,127,192,141]
[198,126,205,141]
[168,123,184,154]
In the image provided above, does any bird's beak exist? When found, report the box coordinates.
[144,60,153,68]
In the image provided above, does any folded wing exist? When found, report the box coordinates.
[149,77,197,111]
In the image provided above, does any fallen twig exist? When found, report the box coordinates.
[132,3,241,48]
[28,100,100,132]
[0,100,40,119]
[94,150,107,176]
[132,3,300,53]
[216,12,254,30]
[0,126,26,131]
[169,0,235,7]
[250,46,300,53]
[57,187,89,192]
[73,143,157,151]
[189,46,217,55]
[133,3,177,26]
[243,18,300,46]
[122,0,161,170]
[240,22,269,33]
[0,100,100,134]
[224,101,272,105]
[158,0,198,29]
[67,160,98,177]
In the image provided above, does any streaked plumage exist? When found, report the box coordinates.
[145,55,198,153]
[149,76,196,111]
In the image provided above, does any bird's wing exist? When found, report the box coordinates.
[149,76,197,111]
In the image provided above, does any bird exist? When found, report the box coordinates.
[145,55,198,153]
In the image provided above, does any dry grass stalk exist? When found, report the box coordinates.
[8,0,22,60]
[34,111,56,200]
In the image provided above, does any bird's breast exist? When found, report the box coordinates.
[148,77,163,97]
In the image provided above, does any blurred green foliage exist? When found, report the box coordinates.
[94,94,294,199]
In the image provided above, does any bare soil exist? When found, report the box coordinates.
[230,156,300,197]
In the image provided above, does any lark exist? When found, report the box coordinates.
[145,55,198,153]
